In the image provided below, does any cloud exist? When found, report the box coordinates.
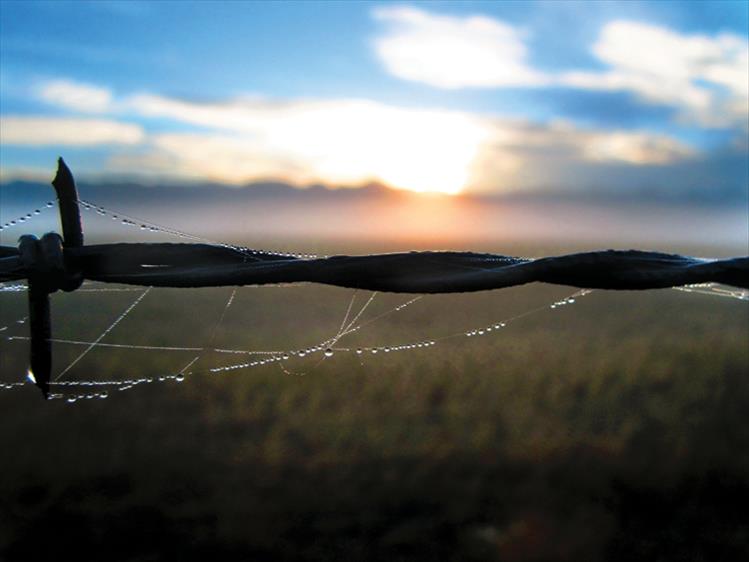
[111,132,304,184]
[110,93,696,192]
[11,78,700,192]
[0,116,144,146]
[36,80,114,113]
[560,21,749,128]
[0,166,55,183]
[470,119,696,191]
[581,131,694,165]
[369,8,748,129]
[530,122,696,166]
[123,95,490,193]
[371,6,548,89]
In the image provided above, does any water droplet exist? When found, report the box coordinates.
[356,348,363,355]
[34,209,41,215]
[298,351,306,357]
[99,392,108,399]
[46,202,54,208]
[175,374,185,382]
[67,396,77,403]
[371,348,378,354]
[282,354,290,360]
[324,348,334,358]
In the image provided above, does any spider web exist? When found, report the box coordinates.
[0,197,747,402]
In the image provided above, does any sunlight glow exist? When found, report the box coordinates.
[129,96,490,194]
[269,102,489,194]
[8,87,696,192]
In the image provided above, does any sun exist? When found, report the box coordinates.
[263,100,488,195]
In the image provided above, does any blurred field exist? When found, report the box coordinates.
[1,242,748,561]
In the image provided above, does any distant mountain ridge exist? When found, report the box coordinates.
[2,176,746,250]
[0,178,402,209]
[1,177,745,209]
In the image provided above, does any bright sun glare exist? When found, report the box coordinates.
[260,101,489,195]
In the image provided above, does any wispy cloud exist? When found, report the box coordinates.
[9,73,700,191]
[0,116,144,146]
[561,21,749,128]
[371,8,749,130]
[372,6,548,89]
[117,96,491,193]
[36,80,114,113]
[107,93,694,191]
[535,122,695,166]
[471,119,696,191]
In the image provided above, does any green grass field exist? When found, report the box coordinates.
[1,243,747,561]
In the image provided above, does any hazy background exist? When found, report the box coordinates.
[1,0,748,247]
[1,2,748,561]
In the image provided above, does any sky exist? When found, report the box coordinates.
[0,0,747,199]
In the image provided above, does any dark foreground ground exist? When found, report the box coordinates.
[1,241,747,561]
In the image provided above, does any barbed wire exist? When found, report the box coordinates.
[1,158,747,400]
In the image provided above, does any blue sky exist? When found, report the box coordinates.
[0,0,747,197]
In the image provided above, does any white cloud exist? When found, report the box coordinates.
[469,119,695,191]
[505,119,694,164]
[369,9,748,129]
[118,133,303,184]
[560,21,749,128]
[0,166,55,183]
[371,6,548,89]
[0,116,144,146]
[579,131,694,165]
[109,93,695,192]
[35,80,114,113]
[13,74,699,192]
[123,95,490,193]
